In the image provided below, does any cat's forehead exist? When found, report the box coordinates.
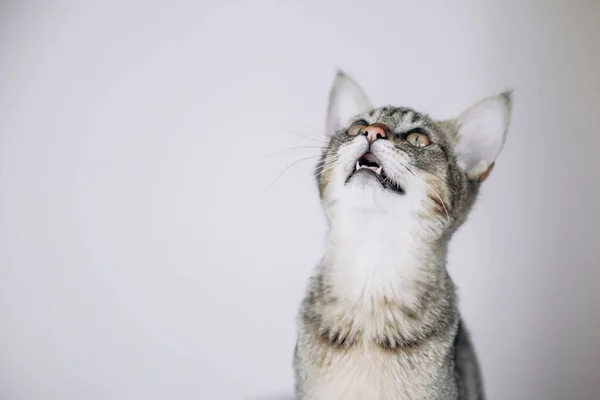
[358,106,436,132]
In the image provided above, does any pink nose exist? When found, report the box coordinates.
[364,123,389,143]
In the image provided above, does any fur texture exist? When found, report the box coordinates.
[293,71,512,400]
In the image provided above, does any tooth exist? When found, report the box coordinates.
[356,161,361,170]
[376,166,382,175]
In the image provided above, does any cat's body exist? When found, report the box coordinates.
[294,72,511,400]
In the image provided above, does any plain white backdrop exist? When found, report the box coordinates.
[1,1,599,399]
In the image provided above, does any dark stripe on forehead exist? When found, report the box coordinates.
[400,110,414,123]
[392,107,420,122]
[410,111,421,124]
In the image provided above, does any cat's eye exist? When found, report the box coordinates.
[406,131,430,147]
[347,120,368,136]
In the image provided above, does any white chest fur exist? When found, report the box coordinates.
[325,200,425,310]
[300,199,456,399]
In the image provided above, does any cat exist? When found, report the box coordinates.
[293,71,512,400]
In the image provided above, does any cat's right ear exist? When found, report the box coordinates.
[448,92,513,182]
[325,71,373,136]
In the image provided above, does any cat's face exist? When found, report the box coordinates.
[317,72,512,239]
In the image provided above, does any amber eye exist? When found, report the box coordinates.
[406,131,430,147]
[347,120,368,136]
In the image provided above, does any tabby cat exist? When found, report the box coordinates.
[293,71,512,400]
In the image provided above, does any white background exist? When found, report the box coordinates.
[1,1,599,399]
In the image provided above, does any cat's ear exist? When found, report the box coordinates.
[450,92,513,182]
[325,71,373,136]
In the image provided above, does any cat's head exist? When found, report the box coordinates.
[317,71,512,239]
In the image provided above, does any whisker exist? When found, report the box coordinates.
[408,164,450,187]
[281,128,329,143]
[315,157,341,178]
[401,164,450,219]
[314,146,352,178]
[298,122,329,137]
[264,145,326,159]
[314,153,339,173]
[265,154,323,190]
[381,170,392,186]
[397,167,416,192]
[393,146,451,187]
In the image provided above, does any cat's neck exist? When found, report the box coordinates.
[323,207,448,309]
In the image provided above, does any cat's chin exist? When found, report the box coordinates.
[346,168,384,186]
[346,168,405,195]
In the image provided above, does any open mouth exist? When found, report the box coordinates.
[355,153,383,176]
[347,153,404,194]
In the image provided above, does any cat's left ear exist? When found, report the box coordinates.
[325,71,373,136]
[450,92,513,182]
